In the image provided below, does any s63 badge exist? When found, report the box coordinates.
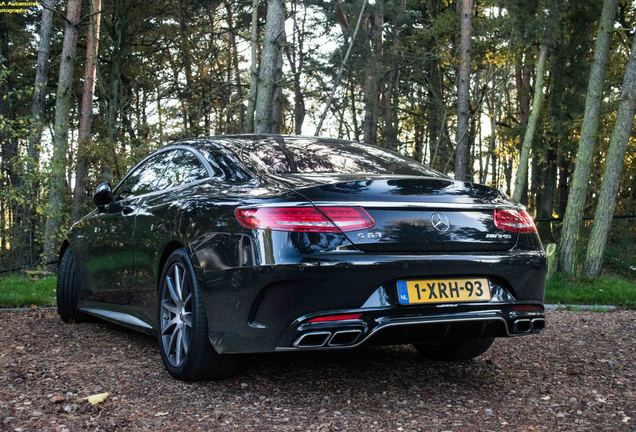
[357,232,383,239]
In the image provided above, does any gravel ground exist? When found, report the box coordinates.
[0,309,634,432]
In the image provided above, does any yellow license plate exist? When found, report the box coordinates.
[397,278,491,305]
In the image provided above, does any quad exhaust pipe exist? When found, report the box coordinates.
[292,317,545,348]
[531,318,545,331]
[293,331,332,348]
[512,318,545,334]
[293,329,363,348]
[328,329,362,346]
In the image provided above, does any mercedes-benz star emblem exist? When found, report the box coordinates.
[430,212,450,232]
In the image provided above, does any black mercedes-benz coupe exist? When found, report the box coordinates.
[57,135,546,380]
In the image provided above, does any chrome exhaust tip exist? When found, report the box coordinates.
[328,329,362,347]
[531,318,545,331]
[293,331,331,348]
[513,319,532,333]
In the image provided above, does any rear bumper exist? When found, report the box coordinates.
[196,250,546,354]
[277,305,545,351]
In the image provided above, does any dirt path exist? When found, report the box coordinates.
[0,309,634,431]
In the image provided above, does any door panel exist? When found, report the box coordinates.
[79,150,178,305]
[79,199,138,304]
[130,192,175,321]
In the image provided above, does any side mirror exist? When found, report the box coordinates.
[93,182,114,208]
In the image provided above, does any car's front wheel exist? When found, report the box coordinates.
[157,248,240,380]
[414,337,494,362]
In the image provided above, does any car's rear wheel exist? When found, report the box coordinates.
[157,248,240,380]
[56,247,85,323]
[414,337,494,362]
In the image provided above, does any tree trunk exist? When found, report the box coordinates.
[349,70,360,141]
[106,0,127,180]
[157,88,164,145]
[583,31,636,277]
[427,56,445,171]
[504,156,513,196]
[23,0,56,264]
[285,0,306,135]
[140,86,148,139]
[362,2,383,145]
[382,0,406,150]
[244,0,260,133]
[224,0,245,132]
[413,90,425,162]
[476,115,482,181]
[292,72,305,135]
[454,0,473,180]
[537,145,557,242]
[271,42,284,133]
[42,0,82,265]
[513,42,548,203]
[254,0,285,134]
[27,0,55,177]
[382,71,397,149]
[559,0,617,275]
[483,91,499,186]
[557,155,569,216]
[177,0,199,135]
[538,149,557,220]
[72,0,102,221]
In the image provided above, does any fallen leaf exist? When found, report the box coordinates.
[82,392,109,405]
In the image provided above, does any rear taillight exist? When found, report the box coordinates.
[234,206,375,233]
[493,209,537,233]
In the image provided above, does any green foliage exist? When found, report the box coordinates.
[546,273,636,306]
[600,219,636,278]
[0,274,56,307]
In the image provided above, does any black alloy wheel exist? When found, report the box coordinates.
[157,248,240,380]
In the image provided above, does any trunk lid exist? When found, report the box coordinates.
[272,174,517,253]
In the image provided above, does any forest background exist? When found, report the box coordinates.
[0,0,634,294]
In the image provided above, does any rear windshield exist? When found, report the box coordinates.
[235,137,443,177]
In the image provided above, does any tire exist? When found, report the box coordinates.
[56,247,85,323]
[156,248,240,381]
[414,337,495,362]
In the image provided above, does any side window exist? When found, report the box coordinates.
[215,151,251,181]
[153,150,208,190]
[199,148,249,181]
[115,153,169,200]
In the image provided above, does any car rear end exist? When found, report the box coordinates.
[232,179,545,352]
[192,137,547,354]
